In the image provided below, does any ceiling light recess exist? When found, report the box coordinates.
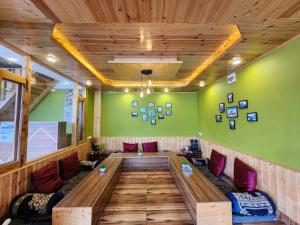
[47,54,57,63]
[199,81,205,87]
[232,57,241,65]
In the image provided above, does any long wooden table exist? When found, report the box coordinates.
[53,152,232,225]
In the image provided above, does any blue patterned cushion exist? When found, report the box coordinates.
[233,214,277,224]
[226,192,276,216]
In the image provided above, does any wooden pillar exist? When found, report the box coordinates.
[19,56,32,165]
[93,89,101,140]
[71,83,78,146]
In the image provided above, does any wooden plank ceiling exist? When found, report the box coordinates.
[0,0,300,91]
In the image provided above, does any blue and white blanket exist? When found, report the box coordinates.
[226,192,276,216]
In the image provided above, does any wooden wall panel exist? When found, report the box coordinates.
[0,142,90,220]
[199,138,300,225]
[99,136,199,152]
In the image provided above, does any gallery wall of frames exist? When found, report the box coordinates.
[215,92,258,129]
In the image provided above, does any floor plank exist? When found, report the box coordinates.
[98,171,194,225]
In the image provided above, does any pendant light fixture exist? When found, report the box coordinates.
[140,69,153,97]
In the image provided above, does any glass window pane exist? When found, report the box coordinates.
[0,45,26,76]
[0,80,21,165]
[77,101,84,141]
[27,62,74,161]
[78,84,85,97]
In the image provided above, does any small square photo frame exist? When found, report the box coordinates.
[131,112,138,117]
[149,109,156,117]
[238,100,248,109]
[227,93,233,103]
[157,106,163,113]
[166,110,172,115]
[140,107,147,113]
[247,112,258,122]
[226,106,238,118]
[165,103,172,108]
[215,115,222,122]
[151,118,156,125]
[229,119,235,129]
[149,102,155,107]
[158,114,164,119]
[132,100,138,108]
[219,103,225,113]
[142,114,148,121]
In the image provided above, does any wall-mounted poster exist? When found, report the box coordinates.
[229,119,236,129]
[165,103,172,108]
[140,107,147,113]
[149,102,155,107]
[64,89,73,122]
[131,112,138,117]
[149,109,156,117]
[158,114,164,119]
[227,93,233,103]
[226,106,238,118]
[238,100,248,109]
[157,106,163,113]
[247,112,258,122]
[142,114,148,121]
[132,100,138,108]
[166,110,172,115]
[215,115,222,122]
[219,103,225,113]
[151,118,156,125]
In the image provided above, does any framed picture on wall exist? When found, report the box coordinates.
[140,107,147,113]
[142,114,148,121]
[226,106,238,118]
[229,119,236,129]
[149,109,156,117]
[247,112,258,122]
[238,100,248,109]
[165,103,172,108]
[132,100,138,108]
[131,112,138,117]
[158,114,164,119]
[149,102,155,107]
[227,93,233,103]
[166,110,172,115]
[151,118,156,125]
[157,106,163,113]
[215,115,222,122]
[219,103,225,113]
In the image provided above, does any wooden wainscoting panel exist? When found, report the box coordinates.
[0,142,90,220]
[199,138,300,225]
[99,136,199,152]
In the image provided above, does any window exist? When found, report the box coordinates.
[27,62,74,161]
[0,79,22,165]
[0,45,26,76]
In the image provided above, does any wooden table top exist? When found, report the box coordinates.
[170,155,229,203]
[110,151,176,158]
[55,157,122,208]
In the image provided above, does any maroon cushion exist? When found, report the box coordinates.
[59,152,81,180]
[31,161,63,193]
[123,143,138,152]
[234,158,257,192]
[142,141,158,152]
[208,150,226,177]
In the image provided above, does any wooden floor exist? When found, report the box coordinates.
[98,170,194,225]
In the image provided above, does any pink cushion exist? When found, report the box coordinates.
[31,161,64,193]
[142,141,158,152]
[234,158,257,192]
[59,152,81,180]
[208,150,226,177]
[123,143,138,152]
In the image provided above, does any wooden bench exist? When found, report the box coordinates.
[169,155,232,225]
[52,157,123,225]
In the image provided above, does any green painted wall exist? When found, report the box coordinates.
[85,88,95,138]
[29,90,71,133]
[101,92,198,136]
[197,37,300,171]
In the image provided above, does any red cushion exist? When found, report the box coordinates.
[142,141,158,152]
[31,161,63,193]
[234,158,257,192]
[208,150,226,177]
[59,152,81,180]
[123,143,138,152]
